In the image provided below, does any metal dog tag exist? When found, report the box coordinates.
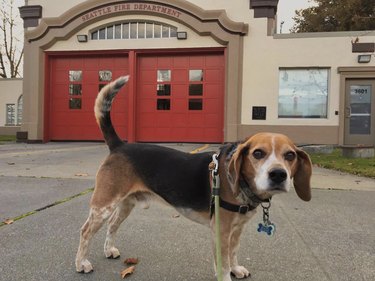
[257,200,276,236]
[257,222,276,236]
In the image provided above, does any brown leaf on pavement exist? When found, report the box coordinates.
[121,265,135,279]
[124,257,139,265]
[4,219,14,225]
[75,173,89,177]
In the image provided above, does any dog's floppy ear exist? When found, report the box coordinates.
[293,149,312,201]
[227,143,249,197]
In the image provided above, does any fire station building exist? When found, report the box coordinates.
[18,0,375,145]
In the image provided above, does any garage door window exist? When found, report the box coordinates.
[98,70,112,92]
[189,69,203,110]
[157,70,171,110]
[69,70,82,109]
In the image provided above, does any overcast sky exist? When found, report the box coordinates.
[277,0,315,33]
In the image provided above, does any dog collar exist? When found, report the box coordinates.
[214,197,256,215]
[239,177,270,206]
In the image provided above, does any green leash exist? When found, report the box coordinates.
[211,154,223,281]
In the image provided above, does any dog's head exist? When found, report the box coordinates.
[227,133,312,202]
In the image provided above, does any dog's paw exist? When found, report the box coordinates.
[104,247,121,259]
[76,259,94,273]
[231,265,251,279]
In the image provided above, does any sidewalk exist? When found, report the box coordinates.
[0,142,374,281]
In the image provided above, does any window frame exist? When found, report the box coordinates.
[278,67,329,119]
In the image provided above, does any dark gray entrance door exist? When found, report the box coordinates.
[344,79,375,145]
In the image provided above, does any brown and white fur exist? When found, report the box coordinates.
[75,76,312,281]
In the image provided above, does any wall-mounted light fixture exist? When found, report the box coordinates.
[358,54,371,63]
[177,32,187,40]
[77,34,88,43]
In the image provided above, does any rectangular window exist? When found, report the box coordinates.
[99,70,112,82]
[69,84,82,95]
[157,84,171,96]
[162,26,169,38]
[99,28,106,40]
[189,70,203,81]
[130,22,137,39]
[122,23,129,39]
[69,70,82,82]
[189,99,203,110]
[157,99,170,110]
[170,27,177,37]
[91,31,98,40]
[138,22,145,38]
[6,104,16,125]
[115,24,122,39]
[154,24,161,38]
[69,98,82,109]
[189,84,203,96]
[146,23,153,38]
[107,26,114,39]
[157,70,171,82]
[278,68,329,118]
[349,85,371,135]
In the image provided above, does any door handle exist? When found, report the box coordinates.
[345,106,351,118]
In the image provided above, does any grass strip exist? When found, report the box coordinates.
[0,187,94,227]
[310,148,375,178]
[0,135,16,144]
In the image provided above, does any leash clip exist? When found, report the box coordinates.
[211,153,219,177]
[210,154,220,197]
[257,198,276,236]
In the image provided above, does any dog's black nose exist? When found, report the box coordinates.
[269,168,287,184]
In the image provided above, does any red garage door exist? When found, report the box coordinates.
[137,53,224,142]
[48,55,128,140]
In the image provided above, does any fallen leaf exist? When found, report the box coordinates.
[75,173,89,177]
[4,219,14,225]
[121,266,135,279]
[124,258,139,265]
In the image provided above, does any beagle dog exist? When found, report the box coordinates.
[75,76,312,281]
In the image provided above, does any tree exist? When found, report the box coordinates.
[0,0,23,78]
[291,0,375,33]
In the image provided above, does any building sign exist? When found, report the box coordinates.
[81,3,182,22]
[252,106,267,120]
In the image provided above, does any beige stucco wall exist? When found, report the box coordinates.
[23,0,375,144]
[242,25,375,127]
[0,79,23,127]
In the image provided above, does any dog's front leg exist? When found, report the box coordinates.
[229,224,251,279]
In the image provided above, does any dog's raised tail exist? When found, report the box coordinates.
[94,75,129,151]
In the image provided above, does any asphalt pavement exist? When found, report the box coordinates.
[0,142,374,281]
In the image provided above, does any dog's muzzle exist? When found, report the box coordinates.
[269,168,287,186]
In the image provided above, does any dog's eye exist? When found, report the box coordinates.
[284,151,296,161]
[253,149,266,160]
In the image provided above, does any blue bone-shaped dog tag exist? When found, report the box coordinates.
[257,222,276,236]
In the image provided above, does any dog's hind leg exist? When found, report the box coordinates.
[104,197,135,259]
[75,205,115,273]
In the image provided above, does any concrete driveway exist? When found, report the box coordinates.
[0,142,374,281]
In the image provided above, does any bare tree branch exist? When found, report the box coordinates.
[0,0,23,78]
